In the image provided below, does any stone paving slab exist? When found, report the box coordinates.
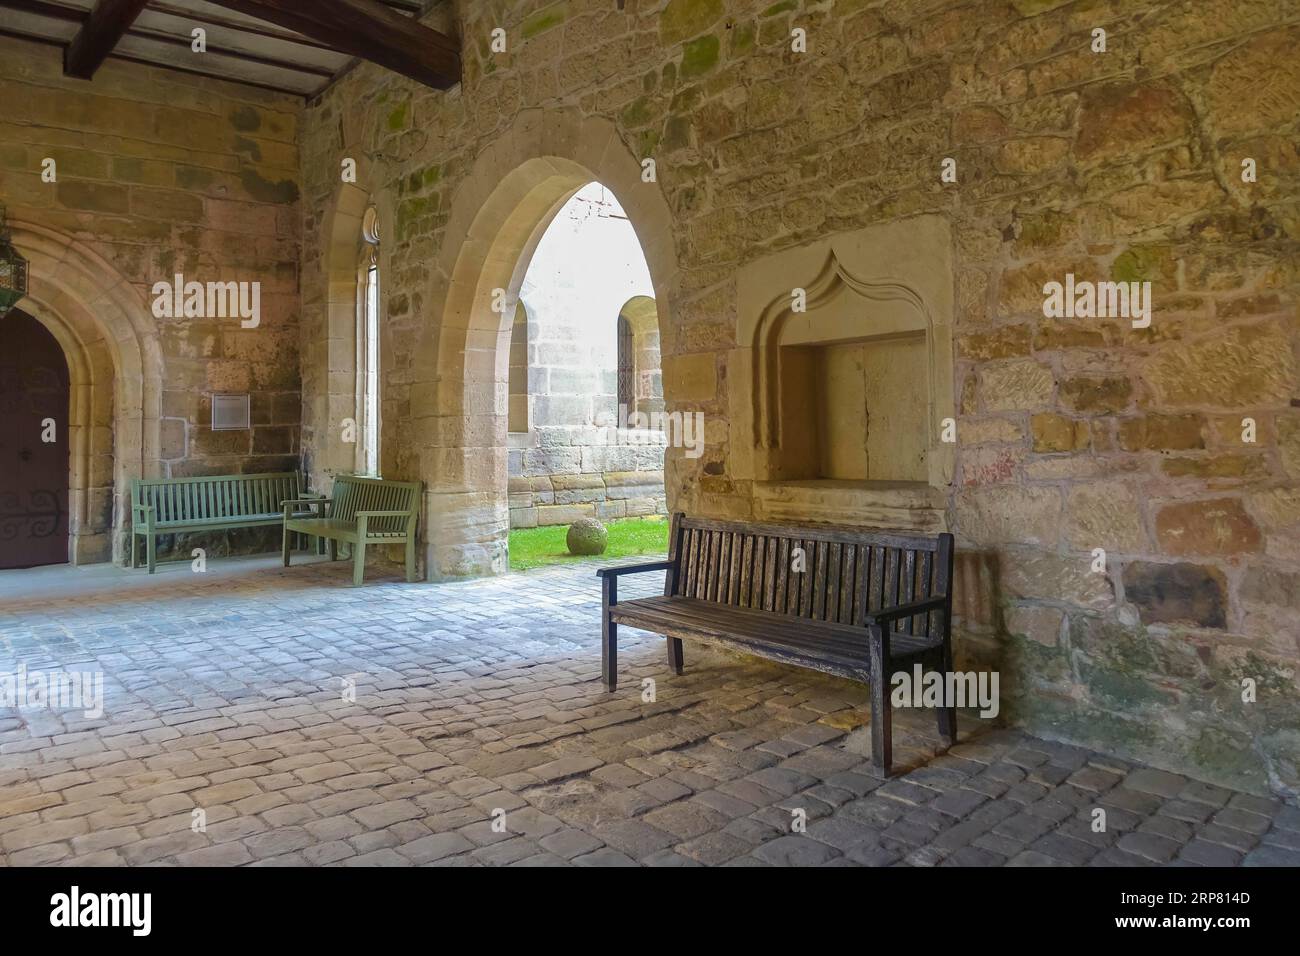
[1,557,1297,867]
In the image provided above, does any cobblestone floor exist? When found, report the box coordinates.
[1,556,1297,867]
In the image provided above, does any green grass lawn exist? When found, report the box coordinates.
[509,516,670,571]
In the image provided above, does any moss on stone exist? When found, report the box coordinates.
[566,517,608,555]
[238,168,299,204]
[661,114,692,151]
[175,165,215,191]
[387,102,409,131]
[761,0,797,16]
[1079,664,1173,710]
[1011,0,1073,14]
[680,34,720,78]
[729,19,757,56]
[1069,616,1160,674]
[660,0,723,44]
[1189,725,1269,788]
[636,129,661,158]
[1017,210,1067,249]
[232,136,262,162]
[621,97,655,128]
[396,195,436,239]
[405,164,441,194]
[1111,245,1169,283]
[523,2,567,39]
[1002,632,1072,685]
[229,105,261,132]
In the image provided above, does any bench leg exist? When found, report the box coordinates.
[667,637,684,675]
[282,523,291,567]
[404,537,417,583]
[601,576,617,692]
[868,624,892,775]
[131,532,138,570]
[329,539,338,562]
[352,542,366,586]
[146,533,157,575]
[937,635,958,747]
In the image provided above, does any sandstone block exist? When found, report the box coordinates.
[1205,28,1300,137]
[1155,499,1262,556]
[1143,324,1294,408]
[662,352,716,403]
[1077,80,1194,162]
[530,504,591,530]
[1118,414,1205,451]
[959,418,1024,445]
[1066,481,1146,553]
[957,486,1061,547]
[1000,549,1114,609]
[980,360,1055,412]
[1031,413,1089,452]
[1060,376,1132,414]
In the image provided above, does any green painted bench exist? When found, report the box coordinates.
[281,475,422,586]
[131,472,319,573]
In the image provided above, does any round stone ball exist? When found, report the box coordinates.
[566,517,609,556]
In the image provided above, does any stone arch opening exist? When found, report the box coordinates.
[616,294,663,421]
[9,218,163,564]
[420,110,679,579]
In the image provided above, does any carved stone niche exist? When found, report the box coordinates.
[728,216,954,531]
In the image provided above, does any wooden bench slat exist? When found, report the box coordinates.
[611,595,942,656]
[610,596,941,675]
[680,514,943,551]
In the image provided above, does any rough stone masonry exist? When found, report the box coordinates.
[1,0,1296,801]
[295,0,1299,798]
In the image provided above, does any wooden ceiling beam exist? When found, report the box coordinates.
[207,0,460,90]
[64,0,149,79]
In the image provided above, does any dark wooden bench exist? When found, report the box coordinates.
[597,513,956,773]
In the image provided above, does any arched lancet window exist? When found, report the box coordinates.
[616,314,634,413]
[358,206,380,476]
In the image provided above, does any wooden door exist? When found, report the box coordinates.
[0,309,70,569]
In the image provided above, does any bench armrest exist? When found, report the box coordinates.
[354,510,415,517]
[282,497,332,517]
[870,596,947,624]
[596,559,675,579]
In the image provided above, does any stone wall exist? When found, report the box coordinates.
[0,36,302,562]
[297,1,1299,796]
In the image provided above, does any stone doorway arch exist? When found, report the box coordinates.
[9,219,163,565]
[418,110,679,578]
